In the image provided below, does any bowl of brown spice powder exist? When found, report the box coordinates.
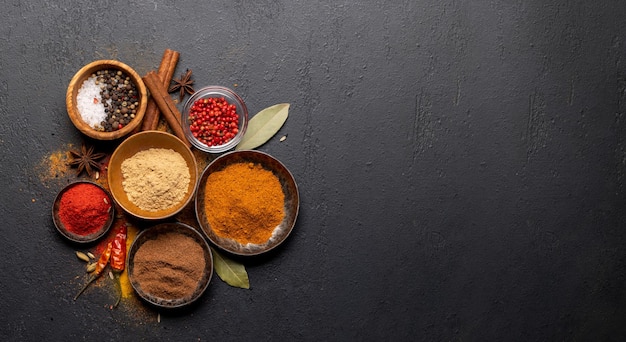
[195,150,300,256]
[107,131,198,220]
[127,222,213,308]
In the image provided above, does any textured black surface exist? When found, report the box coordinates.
[2,1,626,340]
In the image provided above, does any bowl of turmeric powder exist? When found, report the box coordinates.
[195,150,299,256]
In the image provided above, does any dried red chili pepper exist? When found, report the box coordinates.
[74,242,112,301]
[110,223,127,272]
[110,224,127,307]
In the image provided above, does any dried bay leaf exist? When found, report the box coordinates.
[210,247,250,289]
[236,103,289,150]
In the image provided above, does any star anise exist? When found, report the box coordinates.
[168,68,195,102]
[68,143,106,177]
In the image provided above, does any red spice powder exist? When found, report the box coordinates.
[58,183,111,236]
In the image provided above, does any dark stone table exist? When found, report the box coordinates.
[1,1,625,340]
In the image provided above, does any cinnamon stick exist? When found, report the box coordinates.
[142,71,191,147]
[141,49,180,131]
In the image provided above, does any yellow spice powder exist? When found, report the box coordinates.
[121,148,190,211]
[119,223,138,299]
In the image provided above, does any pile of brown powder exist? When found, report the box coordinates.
[133,232,205,300]
[121,148,190,211]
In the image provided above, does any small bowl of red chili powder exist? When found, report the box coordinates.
[52,181,115,243]
[181,86,248,153]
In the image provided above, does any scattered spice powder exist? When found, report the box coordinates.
[133,232,205,300]
[37,150,72,183]
[58,183,111,236]
[118,223,138,299]
[204,162,285,245]
[121,148,190,211]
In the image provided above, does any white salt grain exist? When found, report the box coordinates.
[76,76,106,129]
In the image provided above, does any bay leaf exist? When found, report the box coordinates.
[236,103,289,150]
[210,247,250,289]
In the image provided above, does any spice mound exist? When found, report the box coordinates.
[77,69,140,132]
[133,232,206,300]
[121,148,190,212]
[204,162,285,245]
[58,183,111,236]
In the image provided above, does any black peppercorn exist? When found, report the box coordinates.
[95,68,139,132]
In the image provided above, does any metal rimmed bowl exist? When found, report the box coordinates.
[127,222,213,309]
[52,180,115,243]
[181,86,248,153]
[66,60,147,140]
[107,131,198,220]
[195,150,299,256]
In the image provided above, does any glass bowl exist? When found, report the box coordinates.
[52,180,115,243]
[127,222,213,309]
[181,86,248,153]
[195,150,300,256]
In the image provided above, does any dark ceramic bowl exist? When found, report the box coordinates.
[195,150,299,256]
[52,180,115,243]
[127,222,213,309]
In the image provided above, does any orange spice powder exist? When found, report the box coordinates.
[204,162,284,245]
[37,149,72,183]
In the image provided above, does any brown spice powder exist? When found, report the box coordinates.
[133,232,205,300]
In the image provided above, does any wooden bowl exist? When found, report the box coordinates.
[66,60,147,140]
[107,131,198,220]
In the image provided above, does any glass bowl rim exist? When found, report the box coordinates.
[181,85,248,154]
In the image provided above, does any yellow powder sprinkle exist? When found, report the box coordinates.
[192,148,215,172]
[37,149,72,182]
[119,224,138,298]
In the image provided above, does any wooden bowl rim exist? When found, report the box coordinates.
[66,60,147,140]
[107,131,199,220]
